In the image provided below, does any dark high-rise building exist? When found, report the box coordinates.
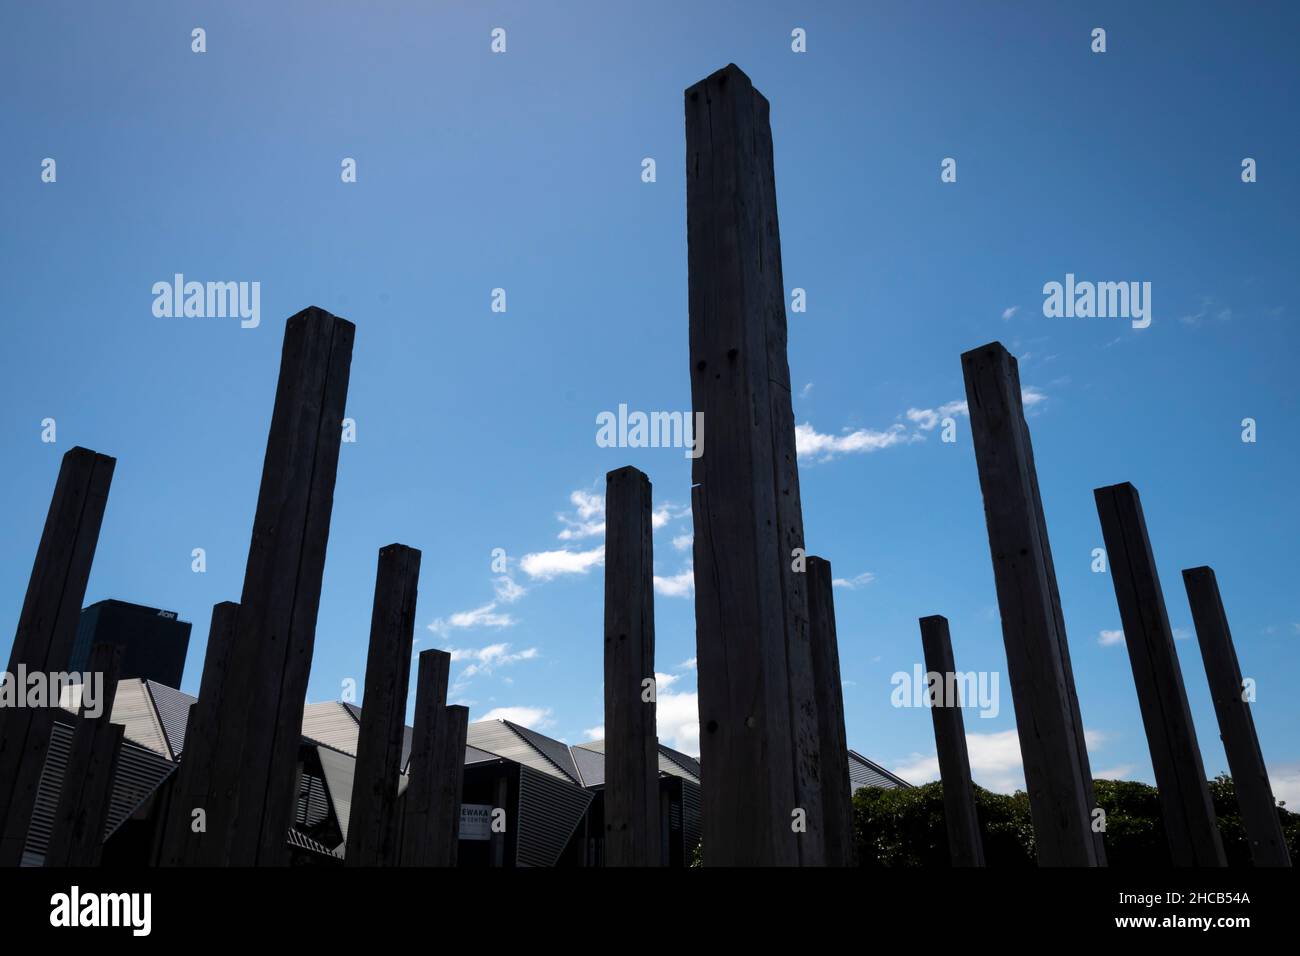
[67,599,192,688]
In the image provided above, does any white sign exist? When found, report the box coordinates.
[459,804,493,841]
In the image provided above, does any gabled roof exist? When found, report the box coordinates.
[848,749,913,790]
[570,738,702,787]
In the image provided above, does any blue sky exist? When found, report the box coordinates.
[2,1,1297,802]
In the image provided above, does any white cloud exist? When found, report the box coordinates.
[906,401,967,431]
[427,601,516,637]
[557,489,606,541]
[654,568,694,598]
[520,545,605,580]
[655,672,680,691]
[1020,386,1047,408]
[1269,763,1300,809]
[892,727,1111,793]
[1094,764,1135,780]
[800,382,814,399]
[1098,629,1125,647]
[678,657,697,671]
[1002,306,1019,320]
[672,532,693,552]
[582,725,604,741]
[446,642,539,680]
[796,422,916,462]
[493,576,526,604]
[1172,627,1191,642]
[656,690,700,756]
[832,571,876,590]
[480,705,554,730]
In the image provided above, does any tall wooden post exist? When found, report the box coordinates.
[806,557,854,866]
[44,642,124,867]
[187,307,354,865]
[157,602,238,866]
[401,651,466,866]
[686,62,825,866]
[603,466,660,866]
[1182,567,1290,866]
[0,446,115,867]
[1094,484,1225,866]
[346,544,421,866]
[962,342,1104,866]
[918,616,986,867]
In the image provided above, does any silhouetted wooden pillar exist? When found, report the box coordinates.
[0,446,115,867]
[1182,567,1290,866]
[44,643,124,867]
[962,342,1103,866]
[918,616,986,867]
[401,651,467,866]
[603,466,660,867]
[346,544,421,866]
[806,557,854,866]
[1095,484,1225,866]
[157,601,238,866]
[189,307,354,866]
[686,62,824,867]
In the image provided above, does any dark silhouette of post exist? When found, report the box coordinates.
[1182,567,1290,866]
[44,643,123,867]
[0,446,115,867]
[401,650,466,866]
[190,307,354,865]
[603,466,660,867]
[806,558,854,866]
[1095,484,1225,867]
[686,62,824,866]
[346,544,421,866]
[962,342,1104,866]
[918,616,986,867]
[157,602,238,866]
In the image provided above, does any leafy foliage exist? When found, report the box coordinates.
[853,775,1300,866]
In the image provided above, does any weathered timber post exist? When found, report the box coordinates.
[806,557,854,866]
[187,307,354,865]
[401,651,467,866]
[44,642,124,867]
[157,602,238,866]
[1182,567,1290,866]
[962,342,1104,866]
[918,616,986,867]
[603,466,660,866]
[1094,484,1225,866]
[0,446,115,867]
[346,544,421,866]
[686,62,824,866]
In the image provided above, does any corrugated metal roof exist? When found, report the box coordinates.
[302,701,362,756]
[569,739,702,787]
[658,743,701,783]
[287,826,343,860]
[466,720,572,781]
[570,744,606,787]
[848,750,912,791]
[316,745,355,851]
[98,679,172,759]
[342,701,414,770]
[516,765,593,867]
[507,721,580,783]
[146,681,195,757]
[464,744,502,766]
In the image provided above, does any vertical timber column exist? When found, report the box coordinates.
[1183,567,1290,866]
[962,342,1103,866]
[806,557,854,866]
[401,650,459,866]
[158,602,238,866]
[686,62,824,866]
[918,616,986,867]
[0,446,115,867]
[431,705,468,867]
[603,466,660,867]
[1094,483,1225,866]
[346,544,421,866]
[201,307,354,865]
[44,642,123,867]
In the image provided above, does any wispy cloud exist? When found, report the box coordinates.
[654,567,695,598]
[446,642,539,680]
[800,382,814,399]
[795,422,917,462]
[905,401,967,431]
[428,601,517,637]
[480,705,554,730]
[832,571,876,590]
[1098,629,1125,647]
[672,532,693,552]
[519,545,605,580]
[557,489,606,541]
[1002,306,1019,320]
